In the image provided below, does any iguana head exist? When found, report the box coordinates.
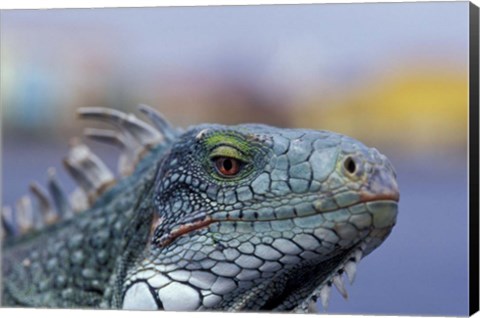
[121,123,399,311]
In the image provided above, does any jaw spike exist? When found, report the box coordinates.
[137,104,178,141]
[307,299,318,313]
[332,275,349,300]
[63,140,115,204]
[15,196,35,234]
[47,168,74,218]
[2,206,17,237]
[344,260,358,284]
[354,249,363,263]
[77,107,163,147]
[29,182,59,226]
[319,283,331,310]
[83,128,137,176]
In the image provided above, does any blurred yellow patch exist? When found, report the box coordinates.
[297,65,468,155]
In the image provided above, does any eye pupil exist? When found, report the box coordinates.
[223,159,233,171]
[215,157,241,177]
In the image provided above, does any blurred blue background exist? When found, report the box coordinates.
[1,2,470,315]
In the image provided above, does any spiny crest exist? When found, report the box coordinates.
[1,105,178,240]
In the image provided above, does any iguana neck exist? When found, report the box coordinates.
[1,146,167,308]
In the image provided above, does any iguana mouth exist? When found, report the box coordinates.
[360,192,399,203]
[155,195,398,248]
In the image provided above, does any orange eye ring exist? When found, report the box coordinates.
[214,157,241,177]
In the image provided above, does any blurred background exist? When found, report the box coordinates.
[1,2,470,315]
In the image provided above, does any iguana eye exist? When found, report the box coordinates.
[213,157,242,177]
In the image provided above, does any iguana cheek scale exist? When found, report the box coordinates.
[1,105,399,312]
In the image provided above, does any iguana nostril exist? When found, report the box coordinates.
[344,156,357,174]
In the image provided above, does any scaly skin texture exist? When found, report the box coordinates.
[2,119,399,311]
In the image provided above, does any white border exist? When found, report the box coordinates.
[0,0,478,9]
[0,1,478,318]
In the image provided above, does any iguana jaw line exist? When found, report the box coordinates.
[156,197,398,248]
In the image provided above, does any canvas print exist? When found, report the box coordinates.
[0,2,477,316]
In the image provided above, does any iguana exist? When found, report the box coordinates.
[1,105,399,312]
